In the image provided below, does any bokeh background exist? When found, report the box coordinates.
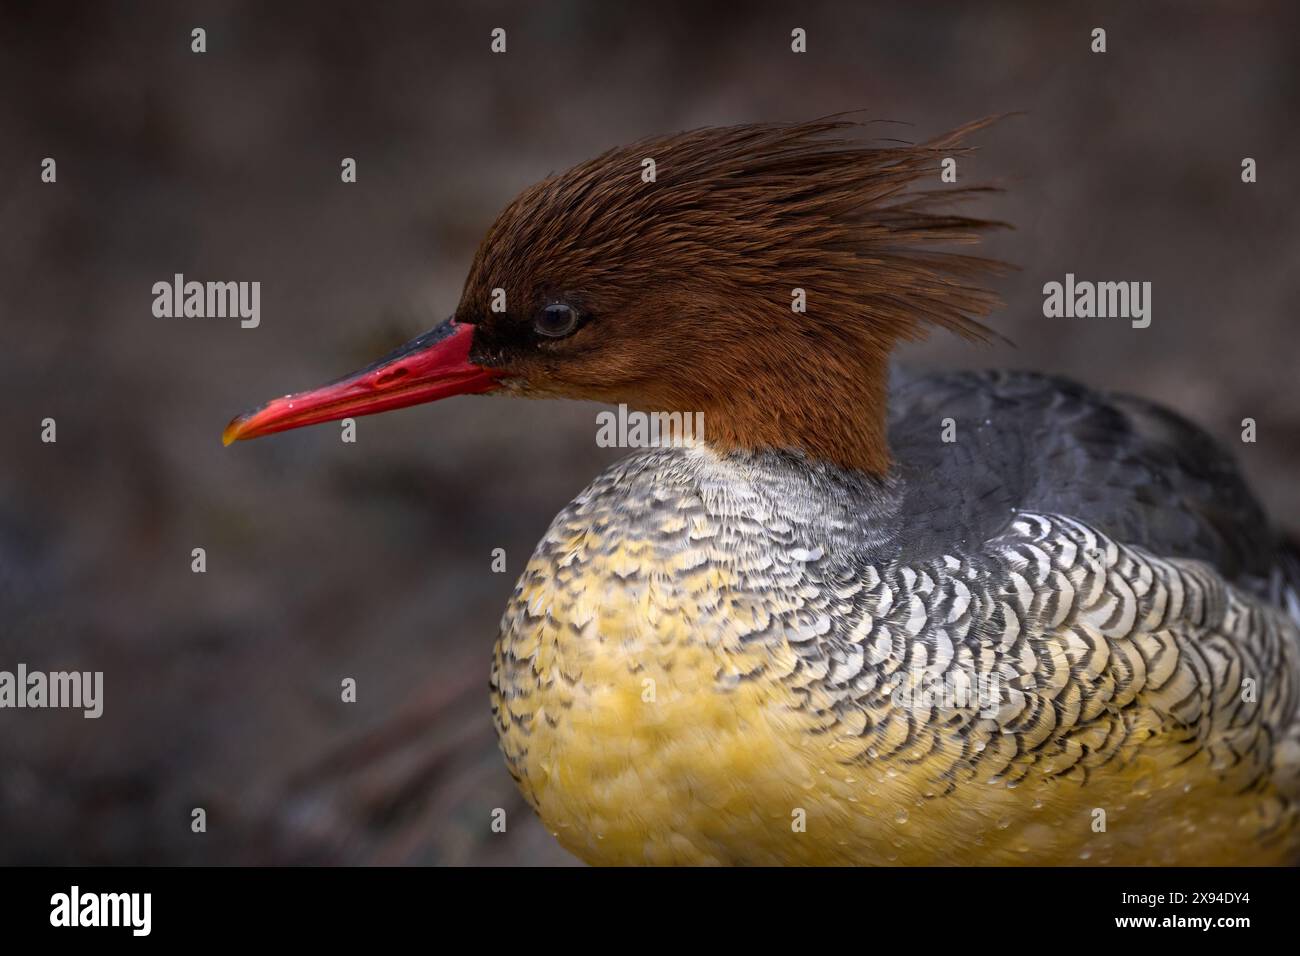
[1,0,1297,864]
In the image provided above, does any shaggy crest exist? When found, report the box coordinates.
[459,116,1009,343]
[455,117,1011,475]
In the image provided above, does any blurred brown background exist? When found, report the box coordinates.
[1,0,1297,864]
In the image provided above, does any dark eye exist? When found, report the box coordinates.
[534,302,580,338]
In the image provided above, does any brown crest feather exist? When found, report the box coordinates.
[459,117,1013,475]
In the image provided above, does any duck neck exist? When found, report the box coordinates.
[695,351,893,477]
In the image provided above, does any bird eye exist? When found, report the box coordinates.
[534,302,580,338]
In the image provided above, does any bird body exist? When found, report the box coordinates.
[491,372,1300,865]
[225,119,1300,865]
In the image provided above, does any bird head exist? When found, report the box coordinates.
[223,117,1009,474]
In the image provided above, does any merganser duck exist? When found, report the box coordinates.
[224,118,1300,866]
